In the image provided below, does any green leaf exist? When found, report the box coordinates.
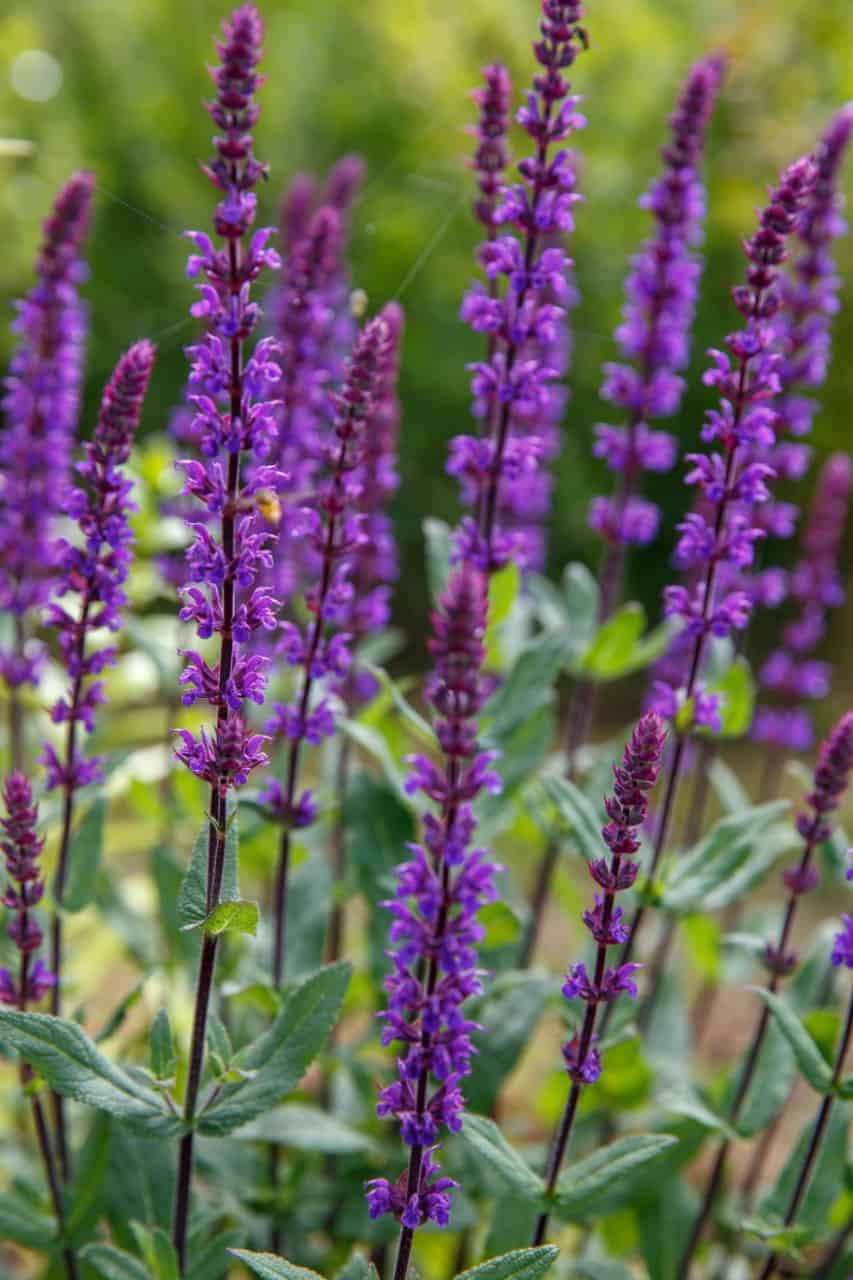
[232,1103,372,1153]
[733,1013,796,1138]
[0,1011,183,1137]
[552,1134,678,1220]
[81,1244,152,1280]
[483,632,565,743]
[64,796,106,912]
[466,972,551,1114]
[660,1094,738,1142]
[479,901,522,949]
[460,1114,544,1201]
[67,1111,112,1239]
[708,756,750,813]
[186,1229,244,1280]
[335,1256,379,1280]
[423,516,452,601]
[229,1252,326,1280]
[200,898,259,937]
[0,1189,56,1248]
[150,1009,176,1081]
[753,988,833,1093]
[761,1102,847,1232]
[562,562,600,668]
[150,1228,180,1280]
[362,663,435,745]
[200,962,351,1135]
[706,656,755,739]
[455,1247,560,1280]
[177,811,240,929]
[581,603,644,678]
[205,1013,233,1067]
[339,718,409,802]
[541,774,603,863]
[660,801,790,913]
[486,561,522,668]
[96,980,146,1044]
[681,915,721,983]
[285,850,333,979]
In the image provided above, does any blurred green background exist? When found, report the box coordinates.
[2,0,853,662]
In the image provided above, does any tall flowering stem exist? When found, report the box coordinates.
[530,713,665,1246]
[452,0,587,575]
[365,568,500,1280]
[614,156,816,984]
[171,9,282,1270]
[523,59,722,966]
[677,712,853,1277]
[264,316,389,985]
[41,338,154,1176]
[0,173,93,768]
[0,773,77,1280]
[327,301,404,964]
[755,914,853,1280]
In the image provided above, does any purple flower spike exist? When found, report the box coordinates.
[336,301,404,708]
[366,567,501,1233]
[754,451,853,751]
[42,341,155,795]
[175,3,283,801]
[588,56,723,614]
[0,772,56,1009]
[649,154,816,731]
[0,172,94,704]
[733,108,853,630]
[453,1,588,574]
[560,713,666,1082]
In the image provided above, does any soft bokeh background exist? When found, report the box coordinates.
[2,0,853,665]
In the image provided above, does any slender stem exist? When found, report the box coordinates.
[756,990,853,1280]
[173,215,244,1273]
[531,850,625,1246]
[676,829,821,1275]
[327,737,352,961]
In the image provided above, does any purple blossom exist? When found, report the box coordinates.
[559,713,665,1084]
[794,711,853,846]
[367,568,500,1231]
[648,155,816,729]
[452,1,588,574]
[0,773,56,1008]
[754,452,853,750]
[831,915,853,968]
[0,172,94,698]
[587,56,723,584]
[174,3,283,799]
[42,341,155,793]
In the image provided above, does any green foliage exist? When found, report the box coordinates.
[177,812,241,930]
[552,1135,678,1221]
[0,1011,183,1137]
[230,1253,327,1280]
[753,989,834,1094]
[65,795,107,912]
[455,1248,560,1280]
[460,1114,545,1201]
[198,963,351,1135]
[660,801,791,913]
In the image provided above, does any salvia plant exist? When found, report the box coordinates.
[2,4,853,1280]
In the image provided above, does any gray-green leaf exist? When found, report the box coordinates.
[64,796,106,912]
[541,774,603,863]
[753,988,833,1094]
[229,1252,326,1280]
[199,963,351,1135]
[661,801,790,913]
[455,1246,559,1280]
[80,1243,152,1280]
[0,1011,183,1137]
[232,1103,372,1153]
[177,810,240,929]
[460,1114,544,1201]
[553,1134,678,1220]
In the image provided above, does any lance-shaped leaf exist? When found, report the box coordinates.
[64,795,106,911]
[541,774,603,863]
[199,963,351,1135]
[177,811,240,929]
[229,1252,326,1280]
[552,1134,678,1220]
[0,1011,183,1137]
[660,801,790,913]
[752,988,833,1094]
[460,1114,544,1201]
[454,1246,560,1280]
[81,1244,151,1280]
